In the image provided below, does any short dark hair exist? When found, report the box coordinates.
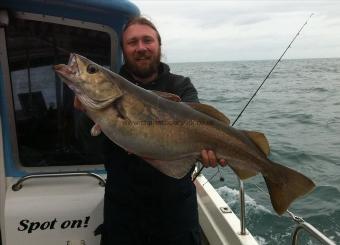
[121,16,162,46]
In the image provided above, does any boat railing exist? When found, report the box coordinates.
[195,164,336,245]
[238,178,246,235]
[287,210,336,245]
[11,171,106,191]
[237,177,336,245]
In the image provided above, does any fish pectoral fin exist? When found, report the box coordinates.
[186,102,230,125]
[263,161,315,215]
[90,123,102,136]
[243,130,270,156]
[151,90,181,102]
[144,158,195,179]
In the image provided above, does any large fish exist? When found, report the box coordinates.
[54,53,315,215]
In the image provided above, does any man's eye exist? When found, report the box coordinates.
[127,40,137,46]
[143,38,153,44]
[87,64,98,74]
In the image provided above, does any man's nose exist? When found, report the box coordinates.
[136,41,147,51]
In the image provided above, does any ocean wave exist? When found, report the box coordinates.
[308,87,329,93]
[291,186,340,217]
[216,185,272,215]
[284,113,316,124]
[254,236,268,245]
[327,117,340,124]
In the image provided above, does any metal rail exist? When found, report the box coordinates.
[238,178,246,235]
[251,183,336,245]
[287,211,336,245]
[12,172,106,191]
[196,165,248,235]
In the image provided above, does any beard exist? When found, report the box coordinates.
[124,49,161,79]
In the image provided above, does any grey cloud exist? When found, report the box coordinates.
[133,1,340,62]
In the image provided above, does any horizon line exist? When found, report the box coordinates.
[168,56,340,64]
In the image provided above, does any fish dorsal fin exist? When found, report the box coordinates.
[244,130,270,156]
[151,90,181,102]
[186,102,230,125]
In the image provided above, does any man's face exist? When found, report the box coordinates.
[122,24,161,79]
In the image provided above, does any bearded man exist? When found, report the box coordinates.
[75,16,226,245]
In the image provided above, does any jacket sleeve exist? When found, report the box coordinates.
[171,74,199,103]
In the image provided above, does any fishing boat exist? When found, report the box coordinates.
[0,1,335,244]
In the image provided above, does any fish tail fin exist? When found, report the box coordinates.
[263,161,315,215]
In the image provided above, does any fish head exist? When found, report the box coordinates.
[54,53,123,109]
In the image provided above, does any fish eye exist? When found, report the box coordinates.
[87,64,98,74]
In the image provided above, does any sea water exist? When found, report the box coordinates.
[170,58,340,245]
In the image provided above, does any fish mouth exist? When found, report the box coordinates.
[53,53,80,77]
[67,53,81,74]
[53,63,91,105]
[53,53,82,94]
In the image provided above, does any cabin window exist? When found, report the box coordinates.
[5,17,112,166]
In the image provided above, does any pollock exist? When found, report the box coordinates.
[54,53,315,215]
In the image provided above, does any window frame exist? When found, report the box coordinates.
[0,11,118,174]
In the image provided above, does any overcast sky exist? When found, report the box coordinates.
[131,1,340,63]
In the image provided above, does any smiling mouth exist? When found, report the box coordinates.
[136,57,150,61]
[135,58,152,65]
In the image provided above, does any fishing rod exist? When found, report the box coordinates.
[193,13,314,181]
